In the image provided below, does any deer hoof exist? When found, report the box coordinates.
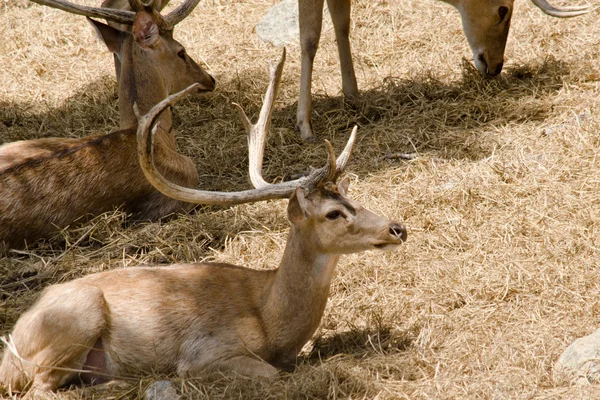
[296,122,316,142]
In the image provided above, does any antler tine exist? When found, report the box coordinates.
[305,126,358,188]
[163,0,202,28]
[235,48,286,189]
[334,125,358,172]
[128,0,145,12]
[323,140,337,183]
[30,0,136,25]
[235,49,358,192]
[136,82,296,205]
[530,0,590,17]
[136,50,358,206]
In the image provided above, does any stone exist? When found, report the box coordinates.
[255,0,330,46]
[555,327,600,384]
[144,380,181,400]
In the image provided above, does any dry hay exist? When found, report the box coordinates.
[1,0,600,398]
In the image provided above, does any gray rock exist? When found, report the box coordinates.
[256,0,330,46]
[555,328,600,384]
[144,380,181,400]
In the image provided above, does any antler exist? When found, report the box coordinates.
[163,0,201,28]
[530,0,589,17]
[131,0,202,31]
[135,48,357,205]
[234,48,357,191]
[30,0,136,24]
[232,49,287,189]
[30,0,200,29]
[126,0,172,31]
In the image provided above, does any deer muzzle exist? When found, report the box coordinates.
[373,222,407,251]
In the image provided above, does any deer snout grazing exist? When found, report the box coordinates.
[389,223,407,242]
[476,53,504,77]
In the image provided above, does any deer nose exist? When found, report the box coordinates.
[204,74,216,91]
[492,61,504,76]
[477,53,503,77]
[389,223,407,242]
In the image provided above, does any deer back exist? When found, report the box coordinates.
[0,128,197,252]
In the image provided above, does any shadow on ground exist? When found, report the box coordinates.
[308,325,415,357]
[0,56,571,259]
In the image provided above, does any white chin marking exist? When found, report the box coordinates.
[374,243,401,252]
[473,58,487,75]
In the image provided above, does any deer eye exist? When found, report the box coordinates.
[326,210,343,220]
[498,6,509,21]
[177,50,186,59]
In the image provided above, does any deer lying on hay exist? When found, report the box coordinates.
[295,0,590,140]
[0,0,216,253]
[0,51,407,396]
[30,0,216,128]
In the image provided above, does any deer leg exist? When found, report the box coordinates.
[216,356,279,378]
[0,285,109,393]
[326,0,358,100]
[297,0,325,141]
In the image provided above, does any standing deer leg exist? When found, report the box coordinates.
[297,0,325,141]
[326,0,357,101]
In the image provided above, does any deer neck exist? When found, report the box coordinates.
[118,38,176,149]
[262,225,340,354]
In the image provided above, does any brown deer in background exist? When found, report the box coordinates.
[0,52,407,395]
[0,0,215,253]
[31,0,215,128]
[295,0,589,139]
[100,0,170,83]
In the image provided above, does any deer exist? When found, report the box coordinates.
[0,50,408,396]
[30,0,215,128]
[0,0,249,254]
[97,0,589,141]
[99,0,169,83]
[295,0,590,139]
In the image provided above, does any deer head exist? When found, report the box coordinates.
[287,177,406,255]
[451,0,589,76]
[30,0,216,126]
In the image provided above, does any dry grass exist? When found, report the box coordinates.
[2,0,600,398]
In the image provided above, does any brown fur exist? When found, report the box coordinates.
[0,179,407,394]
[0,128,197,253]
[0,10,214,252]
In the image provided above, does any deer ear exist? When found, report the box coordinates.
[133,11,160,49]
[288,187,311,224]
[87,18,125,54]
[337,176,350,197]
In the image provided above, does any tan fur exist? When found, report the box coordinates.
[0,9,214,252]
[0,180,407,395]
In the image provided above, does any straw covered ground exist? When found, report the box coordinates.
[1,0,600,398]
